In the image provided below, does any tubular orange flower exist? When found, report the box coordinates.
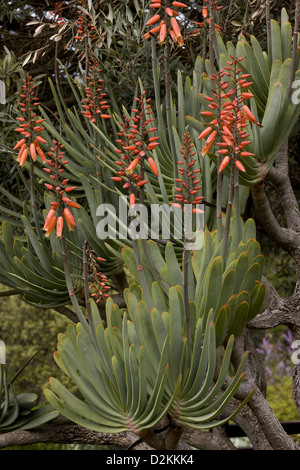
[64,208,76,231]
[242,105,262,126]
[30,142,37,162]
[235,160,246,172]
[170,17,181,37]
[172,1,187,7]
[56,216,64,238]
[198,126,213,140]
[35,145,46,162]
[126,157,140,174]
[129,193,136,207]
[148,157,159,176]
[62,197,80,209]
[219,156,230,173]
[137,179,148,187]
[159,21,167,43]
[14,139,26,150]
[146,14,161,26]
[19,148,29,167]
[165,7,173,16]
[44,216,57,238]
[43,208,56,231]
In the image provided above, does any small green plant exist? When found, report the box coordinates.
[0,354,58,433]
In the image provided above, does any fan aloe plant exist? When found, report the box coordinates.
[44,288,253,448]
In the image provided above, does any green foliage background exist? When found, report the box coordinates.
[0,287,72,397]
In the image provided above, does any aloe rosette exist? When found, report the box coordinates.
[121,217,265,346]
[0,359,58,433]
[44,288,253,435]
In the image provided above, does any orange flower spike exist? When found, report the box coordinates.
[202,6,208,18]
[56,216,64,238]
[165,7,174,16]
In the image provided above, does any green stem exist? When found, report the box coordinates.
[216,155,223,242]
[221,157,235,260]
[164,16,179,180]
[233,164,242,242]
[266,0,272,62]
[61,234,89,332]
[183,233,191,362]
[151,36,164,136]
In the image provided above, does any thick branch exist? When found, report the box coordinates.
[0,417,151,450]
[267,144,300,233]
[251,182,299,252]
[229,334,297,450]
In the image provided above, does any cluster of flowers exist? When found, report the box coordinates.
[74,0,96,42]
[171,132,203,213]
[87,248,110,304]
[190,0,222,37]
[143,1,187,46]
[49,2,65,24]
[13,74,47,167]
[198,56,261,174]
[112,91,159,207]
[42,141,80,238]
[81,58,111,122]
